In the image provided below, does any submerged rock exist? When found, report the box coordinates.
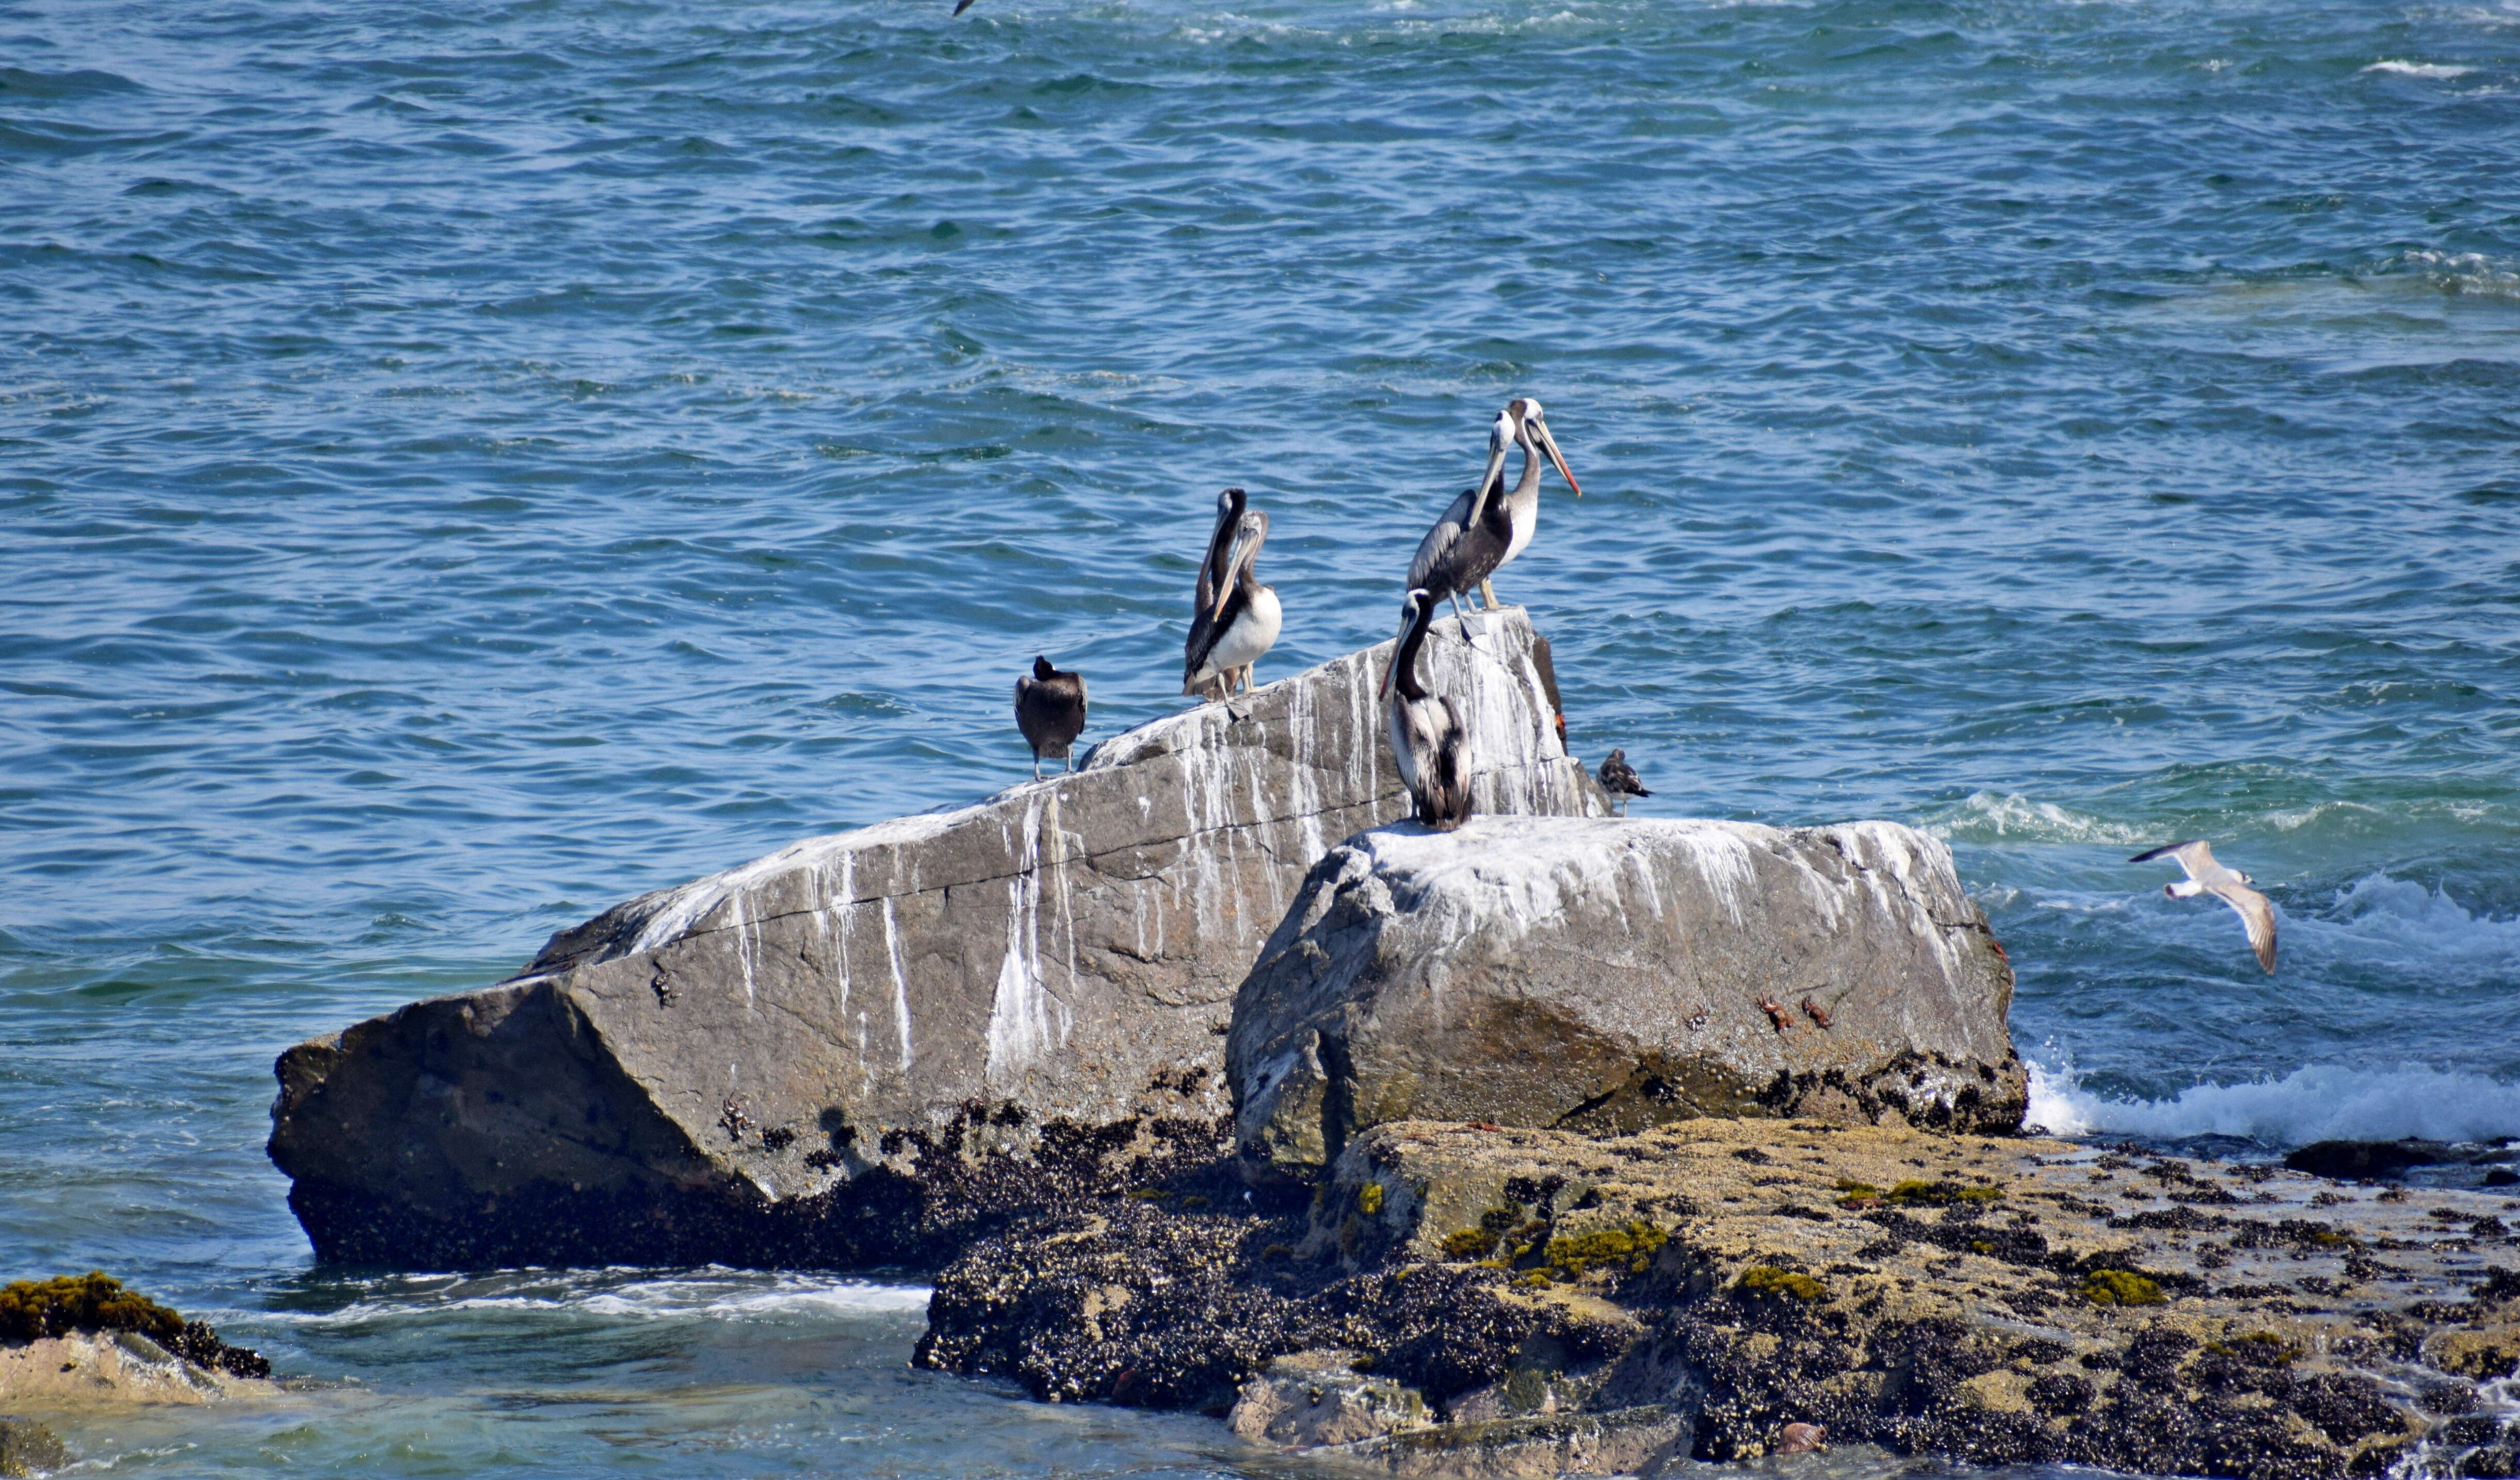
[1230,816,2023,1181]
[269,610,1602,1268]
[2286,1138,2519,1184]
[917,1118,2520,1479]
[0,1418,67,1479]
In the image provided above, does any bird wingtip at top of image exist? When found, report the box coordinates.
[2130,838,2277,974]
[952,0,980,14]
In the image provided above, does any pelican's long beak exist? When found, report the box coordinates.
[1473,439,1510,508]
[1377,662,1394,700]
[1210,533,1254,622]
[1534,422,1579,496]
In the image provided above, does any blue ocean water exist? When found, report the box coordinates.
[5,0,2518,1470]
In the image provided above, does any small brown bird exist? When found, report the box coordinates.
[1778,1422,1829,1454]
[2129,840,2277,973]
[1597,749,1650,814]
[1014,655,1086,778]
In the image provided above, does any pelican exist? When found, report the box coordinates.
[1183,488,1246,702]
[1379,588,1472,830]
[1183,508,1280,699]
[1597,749,1650,814]
[1407,397,1579,616]
[2129,840,2277,973]
[1014,655,1086,778]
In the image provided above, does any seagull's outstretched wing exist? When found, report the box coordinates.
[954,0,980,14]
[2128,840,2205,873]
[2210,881,2278,974]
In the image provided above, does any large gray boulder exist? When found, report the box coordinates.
[1229,816,2023,1179]
[269,609,1602,1268]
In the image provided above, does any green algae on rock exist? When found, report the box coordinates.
[0,1274,266,1380]
[2081,1269,2168,1308]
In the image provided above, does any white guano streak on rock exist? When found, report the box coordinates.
[1287,667,1326,862]
[822,852,856,1023]
[1837,820,1970,982]
[623,811,960,956]
[732,889,758,1008]
[1669,826,1760,928]
[882,898,914,1073]
[987,795,1065,1090]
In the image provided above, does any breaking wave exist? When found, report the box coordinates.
[2312,872,2520,980]
[273,1268,932,1327]
[2026,1058,2520,1146]
[1920,792,2147,847]
[2363,59,2478,77]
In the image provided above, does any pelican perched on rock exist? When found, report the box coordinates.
[2130,840,2277,973]
[1380,588,1472,830]
[1183,488,1246,702]
[1014,655,1086,778]
[1408,397,1579,616]
[1183,508,1280,700]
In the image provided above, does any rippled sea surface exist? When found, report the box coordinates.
[5,0,2519,1470]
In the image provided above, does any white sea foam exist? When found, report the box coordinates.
[2395,248,2520,300]
[1919,791,2145,846]
[2027,1057,2520,1145]
[276,1269,931,1327]
[2312,872,2520,978]
[2363,59,2477,77]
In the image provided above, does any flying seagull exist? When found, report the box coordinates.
[2129,840,2276,973]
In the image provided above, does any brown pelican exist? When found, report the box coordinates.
[1014,655,1086,778]
[1407,398,1578,616]
[1378,588,1472,830]
[2130,840,2277,973]
[1183,508,1279,699]
[1183,487,1246,702]
[1597,749,1650,814]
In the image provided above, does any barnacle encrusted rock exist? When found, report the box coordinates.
[916,1117,2520,1479]
[268,610,1602,1269]
[1229,816,2024,1180]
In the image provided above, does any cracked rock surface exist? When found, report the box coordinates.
[917,1118,2520,1479]
[267,610,1601,1268]
[1230,815,2026,1181]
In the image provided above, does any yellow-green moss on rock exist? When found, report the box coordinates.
[1737,1265,1828,1302]
[0,1272,183,1344]
[1358,1182,1384,1216]
[1835,1178,2003,1209]
[2080,1269,2166,1307]
[1542,1221,1667,1280]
